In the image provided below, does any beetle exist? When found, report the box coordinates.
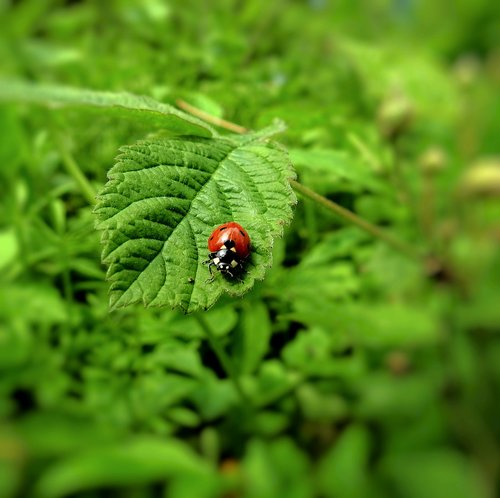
[204,222,251,279]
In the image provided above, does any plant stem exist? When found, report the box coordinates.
[194,314,251,405]
[178,101,421,260]
[290,179,420,260]
[347,132,381,172]
[56,135,97,205]
[176,99,248,134]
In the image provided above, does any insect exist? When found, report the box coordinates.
[204,222,251,279]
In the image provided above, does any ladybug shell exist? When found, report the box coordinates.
[208,222,251,259]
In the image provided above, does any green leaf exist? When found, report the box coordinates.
[95,130,296,313]
[191,377,238,420]
[0,105,26,183]
[0,324,31,369]
[282,328,365,379]
[17,413,118,458]
[128,374,198,420]
[233,301,272,375]
[298,227,369,267]
[289,148,387,193]
[290,301,439,350]
[296,384,349,422]
[356,372,439,419]
[380,449,486,498]
[317,425,372,498]
[139,342,206,378]
[253,360,301,408]
[282,262,360,303]
[253,410,290,436]
[0,80,215,137]
[242,438,312,498]
[0,228,18,271]
[34,436,212,497]
[166,473,220,498]
[0,283,67,326]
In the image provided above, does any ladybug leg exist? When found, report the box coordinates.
[203,253,216,269]
[232,270,245,283]
[205,266,216,284]
[203,254,217,283]
[203,253,214,265]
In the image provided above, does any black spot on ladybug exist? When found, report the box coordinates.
[239,230,246,237]
[219,226,227,231]
[209,235,214,240]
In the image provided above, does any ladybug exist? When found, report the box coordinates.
[204,222,251,279]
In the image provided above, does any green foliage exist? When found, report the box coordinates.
[0,1,499,498]
[0,80,215,137]
[35,437,214,497]
[95,126,295,312]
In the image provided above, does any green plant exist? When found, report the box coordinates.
[0,2,499,498]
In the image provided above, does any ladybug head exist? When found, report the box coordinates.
[211,247,241,276]
[216,261,233,273]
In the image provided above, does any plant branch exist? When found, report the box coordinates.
[291,180,420,259]
[178,100,421,260]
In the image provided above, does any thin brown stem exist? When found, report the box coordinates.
[176,99,248,134]
[291,180,421,260]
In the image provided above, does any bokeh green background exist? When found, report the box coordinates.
[0,1,499,497]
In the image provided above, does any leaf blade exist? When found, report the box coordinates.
[35,436,213,497]
[95,134,296,312]
[0,80,215,137]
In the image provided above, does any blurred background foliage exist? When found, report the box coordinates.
[0,0,499,497]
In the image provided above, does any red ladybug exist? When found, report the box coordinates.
[205,222,251,278]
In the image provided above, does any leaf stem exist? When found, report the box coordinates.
[194,314,251,405]
[56,135,97,205]
[176,99,248,134]
[290,179,421,260]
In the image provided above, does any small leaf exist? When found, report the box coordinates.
[95,130,295,313]
[289,148,387,193]
[0,283,67,325]
[380,449,486,498]
[34,437,212,497]
[0,228,19,271]
[233,301,272,374]
[191,377,238,420]
[317,425,372,498]
[242,438,312,498]
[282,328,365,379]
[253,360,301,408]
[0,80,215,137]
